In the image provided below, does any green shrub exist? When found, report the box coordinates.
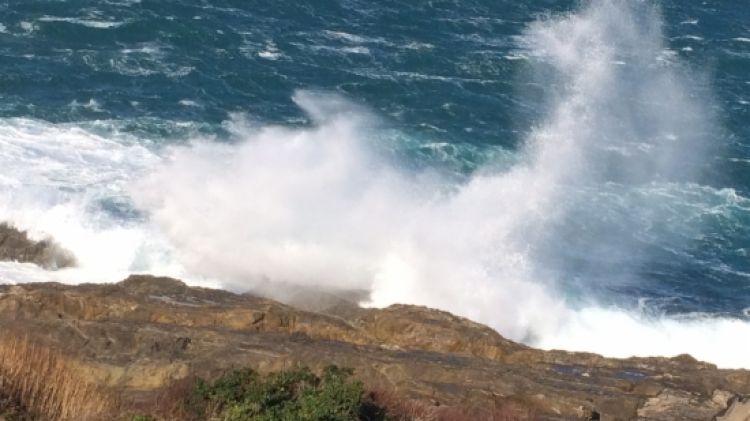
[189,365,379,421]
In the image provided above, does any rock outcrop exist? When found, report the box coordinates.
[0,224,75,269]
[0,275,747,420]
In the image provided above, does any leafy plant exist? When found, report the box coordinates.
[189,366,377,421]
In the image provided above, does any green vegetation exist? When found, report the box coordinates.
[185,366,383,421]
[127,365,533,420]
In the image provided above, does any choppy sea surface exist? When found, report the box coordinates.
[2,0,750,367]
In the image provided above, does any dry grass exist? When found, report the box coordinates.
[0,335,539,421]
[0,335,119,420]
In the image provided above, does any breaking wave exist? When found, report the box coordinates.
[2,0,750,368]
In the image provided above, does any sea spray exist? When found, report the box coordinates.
[1,0,748,368]
[130,0,750,367]
[0,118,179,284]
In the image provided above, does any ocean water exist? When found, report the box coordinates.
[2,0,750,367]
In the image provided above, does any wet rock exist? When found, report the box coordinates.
[0,223,75,270]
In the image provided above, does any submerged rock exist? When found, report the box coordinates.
[0,223,75,270]
[0,275,747,420]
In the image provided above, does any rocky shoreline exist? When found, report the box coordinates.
[0,224,748,420]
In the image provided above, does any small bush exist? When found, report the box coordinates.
[189,366,373,421]
[133,367,537,421]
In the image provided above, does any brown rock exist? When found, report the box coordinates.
[636,388,728,420]
[717,396,750,421]
[354,303,528,360]
[0,275,747,420]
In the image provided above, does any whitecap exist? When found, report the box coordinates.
[38,16,128,29]
[341,46,370,55]
[256,41,282,60]
[19,21,37,33]
[402,41,434,50]
[307,44,371,56]
[109,44,193,78]
[504,53,528,61]
[258,50,281,60]
[165,66,194,77]
[322,30,388,45]
[69,99,103,112]
[323,30,368,43]
[121,44,161,55]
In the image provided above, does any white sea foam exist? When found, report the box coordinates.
[309,44,371,56]
[69,98,103,112]
[89,42,193,78]
[178,99,200,107]
[678,35,704,41]
[131,92,567,340]
[3,0,750,370]
[323,30,389,46]
[127,0,750,369]
[127,86,750,368]
[38,16,128,29]
[0,118,182,284]
[19,21,37,33]
[402,41,434,51]
[258,50,281,60]
[323,30,369,44]
[537,308,750,369]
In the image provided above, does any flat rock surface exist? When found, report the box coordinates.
[0,275,748,420]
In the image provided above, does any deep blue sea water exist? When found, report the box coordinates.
[1,0,750,366]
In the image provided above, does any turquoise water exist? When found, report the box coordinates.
[2,0,750,365]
